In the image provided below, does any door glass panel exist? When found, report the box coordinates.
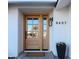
[33,18,39,24]
[27,17,39,39]
[27,19,33,24]
[43,20,47,25]
[43,16,47,40]
[33,20,39,24]
[27,25,32,31]
[43,25,47,31]
[33,25,38,31]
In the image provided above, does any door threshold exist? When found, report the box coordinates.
[24,50,49,52]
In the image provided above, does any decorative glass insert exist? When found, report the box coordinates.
[33,25,38,31]
[27,31,32,38]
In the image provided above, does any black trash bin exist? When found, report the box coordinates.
[56,42,66,59]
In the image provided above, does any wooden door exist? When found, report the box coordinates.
[24,15,49,51]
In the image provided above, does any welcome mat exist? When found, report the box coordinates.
[25,52,45,57]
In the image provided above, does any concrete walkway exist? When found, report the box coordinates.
[17,52,70,59]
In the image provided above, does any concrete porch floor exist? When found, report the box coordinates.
[17,52,70,59]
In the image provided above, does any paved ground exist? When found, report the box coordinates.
[17,52,70,59]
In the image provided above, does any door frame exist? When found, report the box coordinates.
[23,14,50,51]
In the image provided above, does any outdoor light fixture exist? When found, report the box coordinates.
[49,17,53,26]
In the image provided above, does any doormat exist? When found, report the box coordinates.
[25,52,46,57]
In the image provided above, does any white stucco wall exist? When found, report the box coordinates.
[8,6,24,57]
[49,5,71,57]
[8,7,18,57]
[18,10,23,54]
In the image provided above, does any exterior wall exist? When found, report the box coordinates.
[8,7,18,57]
[56,0,71,9]
[8,6,24,57]
[49,5,71,57]
[18,10,23,55]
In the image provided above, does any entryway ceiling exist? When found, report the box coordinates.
[20,7,53,15]
[9,2,55,14]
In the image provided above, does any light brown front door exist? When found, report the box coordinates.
[24,15,49,51]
